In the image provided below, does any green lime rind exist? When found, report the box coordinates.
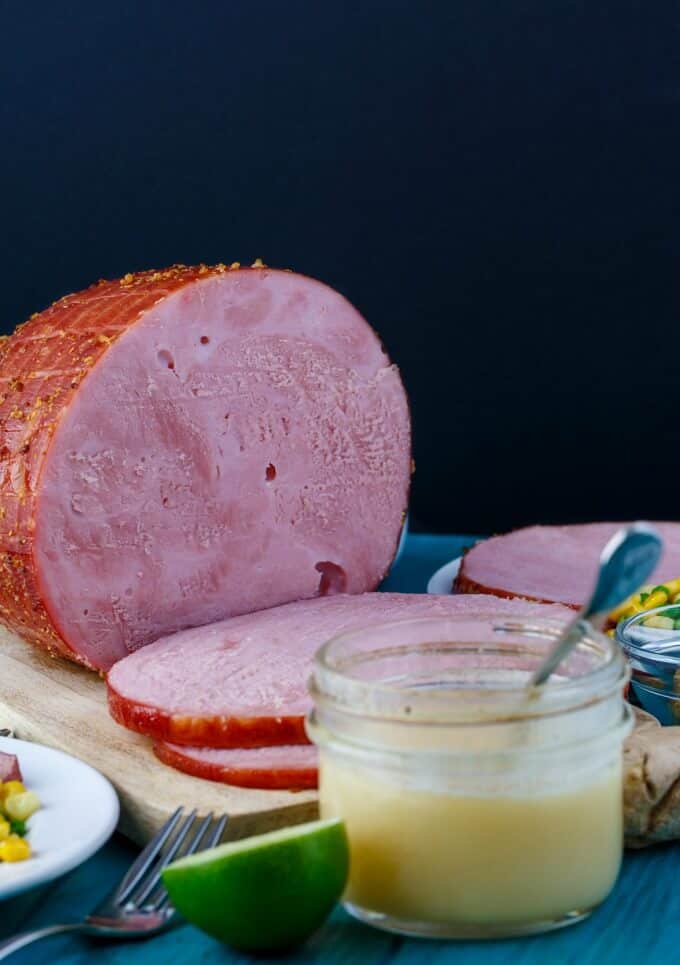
[162,818,349,953]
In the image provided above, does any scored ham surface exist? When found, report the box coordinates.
[153,742,318,790]
[0,264,410,671]
[107,592,573,748]
[456,522,680,608]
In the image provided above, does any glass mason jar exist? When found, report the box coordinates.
[306,615,631,940]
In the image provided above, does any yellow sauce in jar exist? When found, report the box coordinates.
[319,754,622,929]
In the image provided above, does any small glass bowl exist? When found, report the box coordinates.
[617,604,680,724]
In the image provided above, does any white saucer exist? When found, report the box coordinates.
[427,557,462,595]
[0,736,119,900]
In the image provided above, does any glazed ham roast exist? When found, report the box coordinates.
[0,264,410,671]
[456,522,680,608]
[107,592,573,748]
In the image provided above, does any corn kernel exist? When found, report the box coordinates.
[4,791,40,822]
[644,590,669,610]
[643,615,675,630]
[0,781,25,800]
[610,600,644,623]
[0,835,31,861]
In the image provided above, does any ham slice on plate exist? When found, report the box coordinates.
[0,264,410,671]
[456,522,680,607]
[0,750,21,783]
[153,742,318,790]
[107,592,573,748]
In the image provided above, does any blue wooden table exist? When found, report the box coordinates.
[3,534,678,964]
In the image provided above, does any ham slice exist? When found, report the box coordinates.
[153,742,318,790]
[0,264,410,671]
[0,750,21,782]
[107,592,572,748]
[456,522,680,607]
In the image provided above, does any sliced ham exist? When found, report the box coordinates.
[456,522,680,607]
[153,742,318,790]
[0,750,21,782]
[107,592,573,748]
[0,264,410,671]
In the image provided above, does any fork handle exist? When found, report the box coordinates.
[0,922,84,960]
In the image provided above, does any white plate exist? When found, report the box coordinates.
[427,556,462,595]
[0,737,119,900]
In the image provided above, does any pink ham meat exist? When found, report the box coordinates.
[153,742,318,790]
[0,264,410,671]
[456,522,680,607]
[107,592,572,748]
[0,751,21,782]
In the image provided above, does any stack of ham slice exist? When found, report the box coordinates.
[456,522,680,607]
[107,593,572,789]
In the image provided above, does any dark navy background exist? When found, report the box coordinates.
[2,1,677,532]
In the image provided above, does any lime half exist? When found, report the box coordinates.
[162,818,349,952]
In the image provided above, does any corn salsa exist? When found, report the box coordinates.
[0,781,41,862]
[610,579,680,630]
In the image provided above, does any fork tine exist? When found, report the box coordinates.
[131,809,198,906]
[115,807,184,905]
[153,812,229,911]
[147,812,214,910]
[182,812,213,855]
[208,813,228,848]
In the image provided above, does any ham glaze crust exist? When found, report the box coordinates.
[153,742,318,790]
[0,264,411,670]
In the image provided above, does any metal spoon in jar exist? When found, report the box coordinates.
[529,522,663,688]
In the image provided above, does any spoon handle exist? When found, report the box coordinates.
[529,522,663,689]
[530,616,590,688]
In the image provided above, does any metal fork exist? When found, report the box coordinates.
[0,807,228,960]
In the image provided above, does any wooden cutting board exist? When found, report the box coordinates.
[0,629,317,846]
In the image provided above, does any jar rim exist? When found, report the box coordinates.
[310,615,628,725]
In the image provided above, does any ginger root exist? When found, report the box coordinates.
[624,708,680,847]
